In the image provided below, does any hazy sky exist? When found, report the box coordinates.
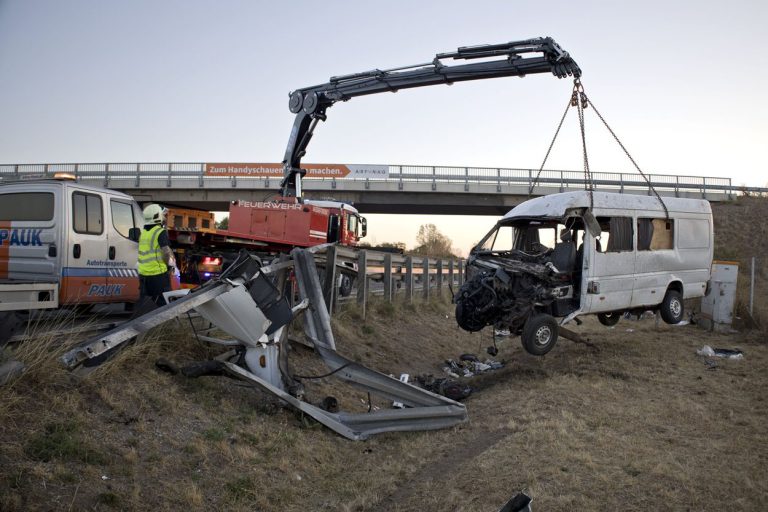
[1,0,766,254]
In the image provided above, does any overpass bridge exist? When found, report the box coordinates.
[0,162,752,215]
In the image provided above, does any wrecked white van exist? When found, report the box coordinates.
[455,191,713,355]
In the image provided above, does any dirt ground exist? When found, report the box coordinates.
[1,296,766,512]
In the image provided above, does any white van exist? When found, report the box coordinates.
[0,176,142,331]
[455,191,713,355]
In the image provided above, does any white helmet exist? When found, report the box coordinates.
[142,204,166,225]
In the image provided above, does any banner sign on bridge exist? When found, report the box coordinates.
[204,163,388,179]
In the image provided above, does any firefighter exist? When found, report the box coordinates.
[138,204,174,307]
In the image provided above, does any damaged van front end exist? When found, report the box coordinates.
[455,191,713,356]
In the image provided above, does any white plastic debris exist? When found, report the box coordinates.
[696,345,744,359]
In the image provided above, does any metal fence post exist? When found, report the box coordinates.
[458,259,464,286]
[167,163,172,188]
[422,257,430,301]
[357,250,368,318]
[464,167,469,191]
[436,259,443,294]
[750,256,755,317]
[496,169,501,192]
[199,163,204,188]
[405,256,414,302]
[134,163,140,187]
[103,163,109,187]
[383,254,392,303]
[702,177,708,200]
[448,259,454,290]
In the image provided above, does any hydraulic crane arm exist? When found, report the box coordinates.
[280,37,581,198]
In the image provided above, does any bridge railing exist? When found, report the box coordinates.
[0,162,757,196]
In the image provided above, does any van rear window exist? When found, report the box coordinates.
[0,192,54,221]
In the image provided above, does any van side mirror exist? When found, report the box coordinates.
[128,227,141,242]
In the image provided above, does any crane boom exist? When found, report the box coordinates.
[280,37,580,198]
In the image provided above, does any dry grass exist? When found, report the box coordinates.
[1,294,766,511]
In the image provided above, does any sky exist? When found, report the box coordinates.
[1,0,766,255]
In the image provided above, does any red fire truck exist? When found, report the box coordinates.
[166,196,366,290]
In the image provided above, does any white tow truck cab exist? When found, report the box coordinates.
[0,175,142,318]
[456,191,713,355]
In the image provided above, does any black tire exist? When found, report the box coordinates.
[660,289,684,324]
[597,312,621,327]
[339,275,353,297]
[521,314,559,356]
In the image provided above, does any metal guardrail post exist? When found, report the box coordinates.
[323,245,337,314]
[357,250,368,317]
[422,257,430,301]
[383,254,392,303]
[405,256,413,302]
[728,178,733,200]
[457,259,464,286]
[448,259,454,290]
[436,259,443,294]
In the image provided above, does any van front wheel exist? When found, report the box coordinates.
[660,289,684,324]
[521,314,559,356]
[598,312,621,327]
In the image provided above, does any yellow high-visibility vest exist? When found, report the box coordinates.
[138,225,168,276]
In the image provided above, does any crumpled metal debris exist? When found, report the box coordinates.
[442,354,504,378]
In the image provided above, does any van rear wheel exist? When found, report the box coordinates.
[660,289,684,324]
[597,312,621,327]
[521,314,558,356]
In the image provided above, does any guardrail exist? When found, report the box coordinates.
[315,245,463,317]
[1,162,762,197]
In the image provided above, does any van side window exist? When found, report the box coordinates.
[596,216,633,253]
[110,200,136,238]
[73,192,103,235]
[638,218,674,251]
[0,192,54,221]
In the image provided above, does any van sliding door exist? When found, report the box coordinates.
[586,216,635,313]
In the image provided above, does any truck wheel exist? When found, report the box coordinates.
[339,275,353,297]
[660,289,684,324]
[597,312,621,327]
[521,314,558,356]
[0,312,25,345]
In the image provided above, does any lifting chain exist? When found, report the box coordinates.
[529,78,669,219]
[573,78,594,210]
